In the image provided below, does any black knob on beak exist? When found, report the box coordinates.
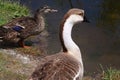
[83,16,90,23]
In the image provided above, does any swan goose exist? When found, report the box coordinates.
[29,8,88,80]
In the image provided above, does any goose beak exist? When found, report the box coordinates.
[83,16,90,23]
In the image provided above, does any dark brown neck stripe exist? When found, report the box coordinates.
[59,13,71,52]
[59,24,67,52]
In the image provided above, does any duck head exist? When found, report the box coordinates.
[37,5,58,14]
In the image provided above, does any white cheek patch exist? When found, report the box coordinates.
[67,14,83,23]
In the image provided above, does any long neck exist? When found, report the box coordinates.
[59,17,82,62]
[34,13,45,31]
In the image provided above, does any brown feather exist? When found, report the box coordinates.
[30,53,81,80]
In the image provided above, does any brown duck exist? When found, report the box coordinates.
[0,5,57,48]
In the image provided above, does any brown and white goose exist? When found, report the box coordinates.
[29,8,87,80]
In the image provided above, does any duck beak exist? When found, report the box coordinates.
[50,9,58,13]
[83,16,90,23]
[0,37,3,42]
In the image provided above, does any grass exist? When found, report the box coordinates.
[0,69,27,80]
[83,65,120,80]
[102,67,120,80]
[94,64,120,80]
[0,0,30,25]
[0,48,43,80]
[0,52,28,80]
[0,0,120,80]
[15,47,44,56]
[0,0,34,79]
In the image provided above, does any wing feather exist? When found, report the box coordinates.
[30,53,81,80]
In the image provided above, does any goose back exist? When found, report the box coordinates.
[30,52,82,80]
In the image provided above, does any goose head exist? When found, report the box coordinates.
[61,8,86,25]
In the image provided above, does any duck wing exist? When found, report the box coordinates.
[2,17,38,38]
[0,26,20,43]
[12,25,25,32]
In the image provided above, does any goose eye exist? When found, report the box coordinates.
[78,13,83,16]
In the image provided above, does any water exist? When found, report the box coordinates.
[20,0,120,73]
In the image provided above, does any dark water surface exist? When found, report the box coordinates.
[20,0,120,73]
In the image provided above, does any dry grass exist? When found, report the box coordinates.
[15,47,43,56]
[0,52,28,80]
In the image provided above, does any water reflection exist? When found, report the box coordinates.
[98,0,120,33]
[18,0,120,73]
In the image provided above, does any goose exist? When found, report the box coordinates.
[29,8,88,80]
[0,5,57,48]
